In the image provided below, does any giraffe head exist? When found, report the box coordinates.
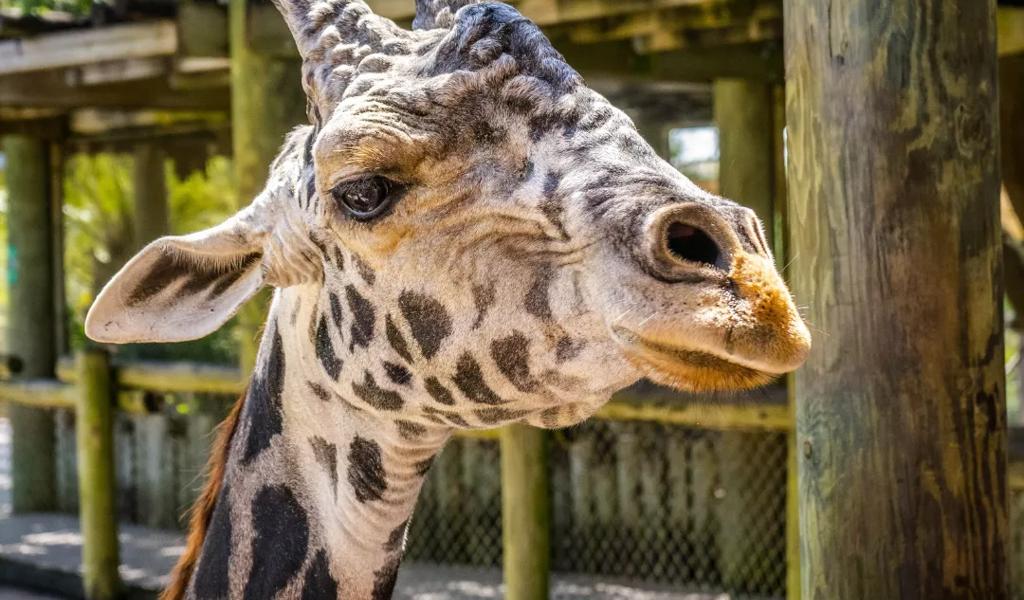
[86,0,810,430]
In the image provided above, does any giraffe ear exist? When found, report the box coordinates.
[85,219,265,344]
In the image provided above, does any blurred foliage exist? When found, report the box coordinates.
[0,0,92,17]
[63,153,239,363]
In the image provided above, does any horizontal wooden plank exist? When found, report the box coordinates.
[454,428,502,440]
[0,379,74,410]
[0,69,230,111]
[596,396,791,430]
[56,358,243,395]
[12,358,794,431]
[0,20,177,76]
[69,109,227,136]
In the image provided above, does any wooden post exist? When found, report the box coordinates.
[132,143,170,248]
[3,134,58,513]
[714,78,776,238]
[76,349,119,600]
[229,0,305,371]
[501,424,550,600]
[714,78,786,594]
[786,1,1007,598]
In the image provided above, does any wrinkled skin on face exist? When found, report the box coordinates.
[86,2,810,431]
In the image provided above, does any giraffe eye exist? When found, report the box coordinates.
[331,175,399,221]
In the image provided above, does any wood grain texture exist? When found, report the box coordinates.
[785,1,1007,598]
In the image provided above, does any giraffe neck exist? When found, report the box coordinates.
[187,290,448,599]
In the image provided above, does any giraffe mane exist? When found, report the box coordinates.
[160,389,247,600]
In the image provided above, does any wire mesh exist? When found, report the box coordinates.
[1012,486,1024,600]
[406,419,788,598]
[49,388,790,598]
[406,437,504,568]
[548,421,786,597]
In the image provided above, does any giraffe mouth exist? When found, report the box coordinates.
[611,326,776,392]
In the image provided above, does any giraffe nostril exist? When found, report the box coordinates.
[665,221,725,270]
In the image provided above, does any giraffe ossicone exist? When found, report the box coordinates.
[86,0,811,597]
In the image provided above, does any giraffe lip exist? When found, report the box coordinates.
[611,326,747,370]
[610,325,774,391]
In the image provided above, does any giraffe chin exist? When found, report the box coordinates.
[613,329,777,393]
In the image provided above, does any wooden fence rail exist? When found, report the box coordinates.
[8,356,793,429]
[0,353,793,599]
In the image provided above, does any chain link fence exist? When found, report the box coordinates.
[406,414,788,598]
[50,392,791,597]
[40,386,1024,599]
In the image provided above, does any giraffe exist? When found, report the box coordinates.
[84,0,811,597]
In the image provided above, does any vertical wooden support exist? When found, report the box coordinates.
[4,134,58,513]
[132,143,170,248]
[786,1,1007,598]
[714,78,776,238]
[714,79,785,593]
[501,424,550,600]
[76,349,119,600]
[229,0,305,372]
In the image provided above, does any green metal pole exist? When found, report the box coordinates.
[501,424,550,600]
[76,348,119,600]
[4,134,58,513]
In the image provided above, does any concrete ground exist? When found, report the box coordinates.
[0,586,62,599]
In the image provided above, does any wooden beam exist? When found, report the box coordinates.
[634,19,780,54]
[0,379,74,409]
[66,57,167,87]
[557,39,782,82]
[69,109,227,136]
[596,395,790,430]
[555,0,779,45]
[1000,7,1024,56]
[0,70,229,111]
[55,357,243,395]
[786,0,1007,597]
[0,20,177,76]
